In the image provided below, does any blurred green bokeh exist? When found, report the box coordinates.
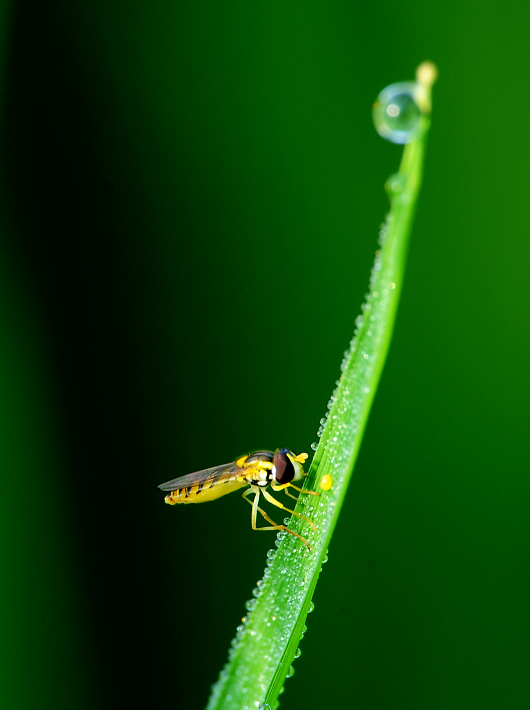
[1,2,529,709]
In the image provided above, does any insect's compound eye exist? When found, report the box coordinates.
[272,449,295,484]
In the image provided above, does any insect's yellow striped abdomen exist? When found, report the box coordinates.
[164,476,247,505]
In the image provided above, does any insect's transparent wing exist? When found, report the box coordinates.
[157,462,244,491]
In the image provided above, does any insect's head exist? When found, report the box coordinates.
[271,449,308,485]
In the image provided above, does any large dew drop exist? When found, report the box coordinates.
[372,81,423,144]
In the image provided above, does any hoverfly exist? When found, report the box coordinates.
[158,448,319,549]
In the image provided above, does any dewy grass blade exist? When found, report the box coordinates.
[205,62,437,710]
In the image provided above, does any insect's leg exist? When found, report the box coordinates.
[242,487,311,550]
[288,483,320,496]
[283,483,319,501]
[248,487,264,529]
[243,487,282,529]
[242,486,270,522]
[283,487,299,502]
[261,488,317,530]
[242,487,254,504]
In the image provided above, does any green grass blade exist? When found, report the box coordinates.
[206,62,437,710]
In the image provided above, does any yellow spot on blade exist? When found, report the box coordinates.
[319,474,333,491]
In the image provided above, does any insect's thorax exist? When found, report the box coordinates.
[240,451,275,487]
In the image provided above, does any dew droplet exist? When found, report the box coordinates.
[385,173,405,198]
[373,81,423,144]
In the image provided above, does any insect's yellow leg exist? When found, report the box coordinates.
[288,483,320,496]
[261,488,317,530]
[242,487,254,503]
[284,488,299,502]
[242,486,269,521]
[283,483,318,501]
[243,487,282,529]
[242,487,311,550]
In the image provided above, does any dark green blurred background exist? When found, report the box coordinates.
[1,1,529,708]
